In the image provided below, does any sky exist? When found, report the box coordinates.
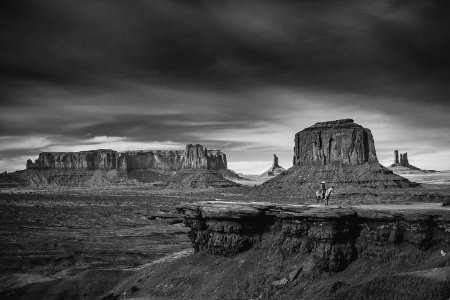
[1,0,449,174]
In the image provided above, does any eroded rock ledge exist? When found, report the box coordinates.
[178,201,450,271]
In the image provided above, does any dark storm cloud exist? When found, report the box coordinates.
[1,0,449,100]
[1,0,450,172]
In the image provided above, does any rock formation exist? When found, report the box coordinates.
[389,150,426,174]
[293,119,378,166]
[264,154,286,177]
[6,144,237,188]
[183,144,208,169]
[26,149,127,172]
[167,201,450,299]
[273,154,279,168]
[178,201,450,270]
[252,119,417,201]
[182,144,228,171]
[400,152,409,166]
[123,150,185,173]
[25,144,228,174]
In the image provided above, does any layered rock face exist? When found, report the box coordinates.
[20,144,233,187]
[294,119,377,166]
[400,152,409,166]
[183,144,208,169]
[182,144,228,171]
[178,201,450,272]
[253,119,417,200]
[25,144,228,174]
[123,150,185,172]
[26,149,127,172]
[206,149,227,171]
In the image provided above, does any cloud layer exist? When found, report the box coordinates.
[1,0,449,173]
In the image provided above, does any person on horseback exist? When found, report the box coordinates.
[321,181,326,199]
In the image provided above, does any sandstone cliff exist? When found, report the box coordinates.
[252,119,417,201]
[123,150,185,172]
[152,201,450,299]
[26,144,228,174]
[26,149,127,172]
[179,201,450,264]
[182,144,228,171]
[388,150,433,176]
[18,144,235,188]
[294,119,377,166]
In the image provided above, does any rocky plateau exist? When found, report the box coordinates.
[94,201,450,299]
[1,144,237,189]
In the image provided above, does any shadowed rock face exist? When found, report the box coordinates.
[26,150,127,172]
[19,144,233,187]
[123,150,185,172]
[25,144,228,174]
[178,201,450,272]
[294,119,378,166]
[182,144,228,171]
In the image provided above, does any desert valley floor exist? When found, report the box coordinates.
[0,175,450,299]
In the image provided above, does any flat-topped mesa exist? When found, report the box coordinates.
[183,144,208,169]
[182,144,227,171]
[21,144,234,187]
[206,149,227,171]
[294,119,378,166]
[26,149,127,172]
[25,144,228,173]
[123,150,185,172]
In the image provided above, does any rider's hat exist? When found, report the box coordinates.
[321,181,325,184]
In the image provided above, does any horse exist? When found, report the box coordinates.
[315,186,335,206]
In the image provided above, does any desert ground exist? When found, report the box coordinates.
[0,172,449,299]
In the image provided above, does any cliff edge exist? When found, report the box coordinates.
[101,201,450,299]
